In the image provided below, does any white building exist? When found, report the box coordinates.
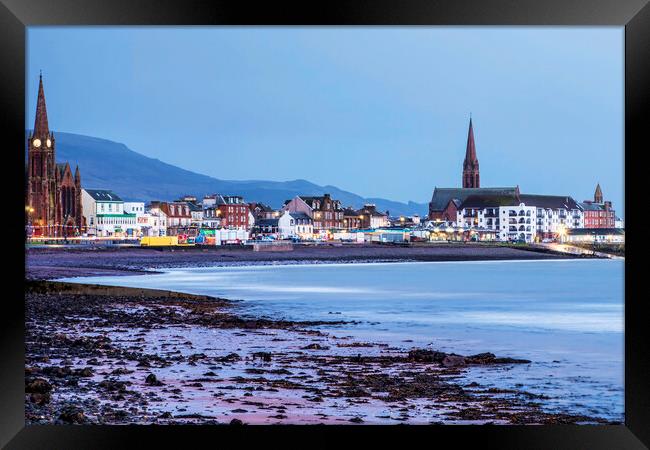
[124,202,145,216]
[519,195,583,239]
[123,202,146,236]
[278,211,313,239]
[145,204,168,236]
[359,204,390,229]
[455,193,586,243]
[81,189,136,237]
[455,195,537,243]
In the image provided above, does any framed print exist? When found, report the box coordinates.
[1,0,648,448]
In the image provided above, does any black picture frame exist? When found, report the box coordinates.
[2,0,648,448]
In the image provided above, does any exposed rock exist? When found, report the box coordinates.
[145,373,163,386]
[75,367,94,377]
[442,355,466,367]
[29,392,51,405]
[301,343,329,350]
[252,351,272,362]
[466,352,531,365]
[58,406,86,424]
[407,349,446,363]
[217,353,241,362]
[25,378,52,394]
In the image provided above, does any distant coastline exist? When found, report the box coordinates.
[25,242,594,281]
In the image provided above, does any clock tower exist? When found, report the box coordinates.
[26,73,58,235]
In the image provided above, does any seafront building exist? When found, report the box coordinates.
[81,189,137,237]
[144,203,168,237]
[215,195,251,230]
[358,204,390,229]
[278,211,314,239]
[249,202,276,221]
[579,184,617,229]
[283,194,344,233]
[342,207,363,230]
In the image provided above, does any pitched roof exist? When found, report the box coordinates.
[579,202,606,211]
[429,187,518,211]
[519,194,580,210]
[185,202,202,212]
[459,194,519,209]
[84,189,123,202]
[298,194,342,210]
[250,202,273,212]
[342,207,360,216]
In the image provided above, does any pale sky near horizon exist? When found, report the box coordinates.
[27,27,624,216]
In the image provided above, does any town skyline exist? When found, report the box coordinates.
[27,27,624,216]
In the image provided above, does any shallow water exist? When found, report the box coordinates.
[60,259,624,421]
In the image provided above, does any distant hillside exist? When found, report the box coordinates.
[26,131,428,217]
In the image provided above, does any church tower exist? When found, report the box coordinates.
[27,73,57,235]
[462,117,480,188]
[594,183,603,203]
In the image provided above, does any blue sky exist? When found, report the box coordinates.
[27,27,624,216]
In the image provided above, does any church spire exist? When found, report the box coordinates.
[33,72,50,138]
[465,117,477,164]
[594,183,603,203]
[462,116,480,188]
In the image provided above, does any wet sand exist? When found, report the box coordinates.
[25,281,611,425]
[25,243,583,280]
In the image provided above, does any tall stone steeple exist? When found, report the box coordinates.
[33,72,50,138]
[27,73,57,231]
[462,117,480,188]
[594,183,603,203]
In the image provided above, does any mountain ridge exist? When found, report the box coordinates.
[26,130,429,217]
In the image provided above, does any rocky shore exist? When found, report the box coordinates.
[25,243,585,280]
[25,280,611,425]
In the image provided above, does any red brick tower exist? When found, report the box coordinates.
[26,73,57,236]
[594,183,603,203]
[462,117,480,188]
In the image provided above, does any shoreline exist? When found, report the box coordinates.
[25,279,614,425]
[26,243,599,281]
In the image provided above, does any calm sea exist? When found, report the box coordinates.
[60,259,624,421]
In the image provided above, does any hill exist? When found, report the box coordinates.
[26,131,428,217]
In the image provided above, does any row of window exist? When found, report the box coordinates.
[95,217,136,225]
[99,203,122,213]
